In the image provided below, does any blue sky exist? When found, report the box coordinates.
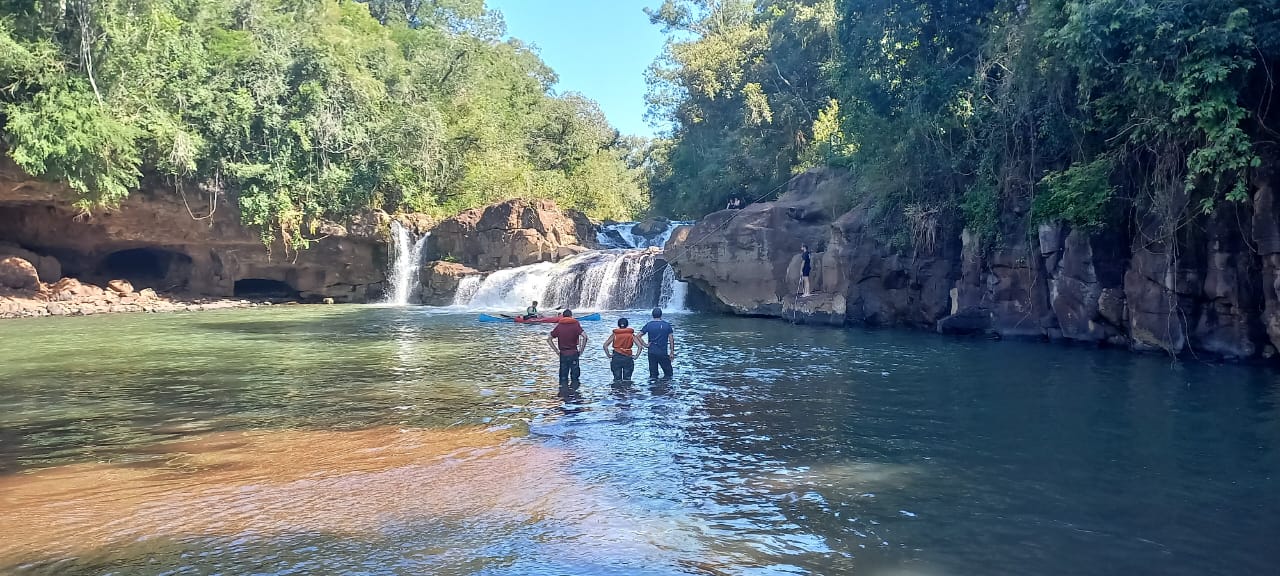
[487,0,668,137]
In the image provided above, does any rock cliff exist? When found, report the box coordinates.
[426,199,596,272]
[0,159,388,303]
[669,167,1280,362]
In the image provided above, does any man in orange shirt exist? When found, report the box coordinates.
[547,309,587,386]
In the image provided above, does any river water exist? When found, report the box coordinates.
[1,307,1277,575]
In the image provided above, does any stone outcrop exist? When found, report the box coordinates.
[427,199,596,271]
[0,257,39,290]
[666,168,846,317]
[671,165,1280,363]
[418,261,482,306]
[0,157,388,303]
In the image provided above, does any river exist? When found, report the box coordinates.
[1,307,1277,575]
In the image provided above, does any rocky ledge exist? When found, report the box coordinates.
[669,166,1280,363]
[0,275,259,319]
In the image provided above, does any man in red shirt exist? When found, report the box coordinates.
[547,309,588,386]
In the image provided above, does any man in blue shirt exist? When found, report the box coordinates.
[638,307,675,380]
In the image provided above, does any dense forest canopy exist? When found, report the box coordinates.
[0,0,648,245]
[646,0,1280,252]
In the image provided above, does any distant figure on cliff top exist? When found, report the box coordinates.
[800,244,812,297]
[524,300,540,320]
[603,317,643,381]
[637,308,675,380]
[548,309,587,387]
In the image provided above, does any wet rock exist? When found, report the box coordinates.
[782,292,846,326]
[938,307,991,335]
[418,261,483,306]
[631,216,671,238]
[0,257,39,290]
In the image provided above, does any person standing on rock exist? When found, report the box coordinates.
[548,309,587,387]
[800,244,812,297]
[637,308,675,380]
[603,317,643,381]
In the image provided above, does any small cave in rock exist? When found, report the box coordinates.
[97,248,192,290]
[234,278,299,299]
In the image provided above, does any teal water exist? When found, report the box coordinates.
[0,306,1277,575]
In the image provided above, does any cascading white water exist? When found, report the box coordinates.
[384,221,429,305]
[454,219,692,311]
[597,221,694,249]
[451,275,483,305]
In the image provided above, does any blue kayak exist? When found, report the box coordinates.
[478,312,602,323]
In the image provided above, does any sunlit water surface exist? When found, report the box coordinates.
[1,306,1277,575]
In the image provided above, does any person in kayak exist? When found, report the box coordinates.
[523,300,541,320]
[602,317,644,381]
[547,309,587,386]
[799,243,812,297]
[637,307,675,380]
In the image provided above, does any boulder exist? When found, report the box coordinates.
[0,257,39,290]
[782,292,846,326]
[107,279,135,295]
[0,243,61,284]
[427,199,596,271]
[419,260,483,306]
[667,168,848,316]
[631,216,671,238]
[50,278,106,301]
[138,288,158,300]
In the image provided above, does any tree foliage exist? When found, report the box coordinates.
[648,0,1280,251]
[0,0,647,245]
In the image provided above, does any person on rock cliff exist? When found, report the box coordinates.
[637,308,675,380]
[603,317,644,381]
[548,309,587,387]
[524,300,541,320]
[800,244,812,297]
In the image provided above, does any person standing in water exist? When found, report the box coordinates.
[524,300,540,320]
[548,309,587,386]
[637,308,675,380]
[799,244,812,297]
[603,317,644,381]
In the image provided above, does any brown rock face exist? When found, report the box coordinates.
[671,165,1280,362]
[427,199,596,272]
[667,168,847,317]
[0,158,387,303]
[0,257,39,290]
[419,261,483,306]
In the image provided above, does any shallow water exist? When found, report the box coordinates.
[0,306,1277,575]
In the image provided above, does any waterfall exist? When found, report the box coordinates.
[450,219,692,311]
[597,220,694,249]
[384,221,429,305]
